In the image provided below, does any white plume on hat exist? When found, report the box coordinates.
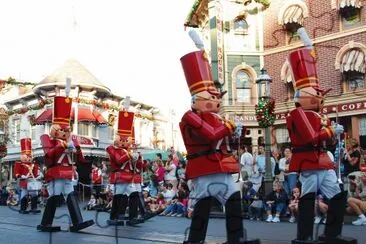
[188,29,204,50]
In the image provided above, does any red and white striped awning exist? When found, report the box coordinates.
[338,0,362,9]
[341,49,366,73]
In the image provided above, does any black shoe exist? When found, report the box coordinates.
[19,210,30,214]
[126,219,140,226]
[30,209,41,214]
[67,192,94,232]
[107,219,124,226]
[143,212,155,221]
[37,224,61,232]
[37,195,60,232]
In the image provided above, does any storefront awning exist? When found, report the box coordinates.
[278,2,309,26]
[34,108,107,125]
[341,49,366,73]
[338,0,362,9]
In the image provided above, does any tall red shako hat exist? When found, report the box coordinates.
[52,96,72,129]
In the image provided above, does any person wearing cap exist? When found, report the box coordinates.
[106,110,142,226]
[180,50,259,244]
[14,138,41,214]
[286,27,355,244]
[37,96,94,232]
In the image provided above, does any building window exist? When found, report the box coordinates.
[235,70,251,103]
[30,125,36,141]
[13,119,21,143]
[335,45,366,92]
[275,127,290,150]
[360,117,366,149]
[234,17,248,35]
[342,8,361,29]
[345,71,365,90]
[78,123,89,136]
[90,123,97,138]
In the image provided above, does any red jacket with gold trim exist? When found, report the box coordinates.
[179,110,239,180]
[14,161,39,188]
[286,107,335,172]
[41,134,85,181]
[107,146,141,184]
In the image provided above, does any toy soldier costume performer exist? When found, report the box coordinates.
[180,50,259,244]
[37,96,94,232]
[15,138,41,214]
[106,110,141,226]
[286,28,356,244]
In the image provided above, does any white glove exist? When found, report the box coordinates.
[20,175,28,179]
[234,122,243,137]
[67,141,76,153]
[332,123,344,135]
[131,152,139,161]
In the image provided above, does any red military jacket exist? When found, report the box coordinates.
[286,107,335,172]
[106,146,141,184]
[14,161,39,188]
[91,168,102,184]
[41,134,85,182]
[179,110,239,180]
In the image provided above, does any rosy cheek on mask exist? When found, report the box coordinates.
[205,103,213,110]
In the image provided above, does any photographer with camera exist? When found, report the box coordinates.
[346,173,366,225]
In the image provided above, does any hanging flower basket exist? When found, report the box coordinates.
[245,0,271,15]
[255,98,276,128]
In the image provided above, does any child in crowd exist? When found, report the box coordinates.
[84,194,97,211]
[149,193,166,214]
[314,193,328,224]
[288,187,300,223]
[248,192,263,221]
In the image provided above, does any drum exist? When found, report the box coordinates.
[27,179,42,191]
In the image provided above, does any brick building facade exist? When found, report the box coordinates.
[263,0,366,149]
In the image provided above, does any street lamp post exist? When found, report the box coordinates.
[256,68,273,195]
[0,130,5,185]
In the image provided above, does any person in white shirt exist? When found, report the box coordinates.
[278,147,297,196]
[164,155,178,191]
[240,146,253,181]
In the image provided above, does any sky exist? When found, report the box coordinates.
[0,0,197,150]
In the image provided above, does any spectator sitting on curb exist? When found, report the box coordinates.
[265,182,287,223]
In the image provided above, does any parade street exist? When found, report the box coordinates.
[0,205,363,244]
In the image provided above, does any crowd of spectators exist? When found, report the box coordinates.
[240,139,366,226]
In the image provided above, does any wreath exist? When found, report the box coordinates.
[255,98,276,128]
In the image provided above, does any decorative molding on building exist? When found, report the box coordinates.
[280,60,292,83]
[231,62,258,104]
[264,25,366,55]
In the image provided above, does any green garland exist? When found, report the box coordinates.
[6,98,53,116]
[255,98,276,128]
[184,0,202,27]
[1,77,36,87]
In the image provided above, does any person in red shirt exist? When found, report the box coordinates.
[91,163,102,196]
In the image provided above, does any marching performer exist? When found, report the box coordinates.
[106,109,140,226]
[286,28,356,244]
[15,138,41,214]
[179,49,259,244]
[37,95,94,232]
